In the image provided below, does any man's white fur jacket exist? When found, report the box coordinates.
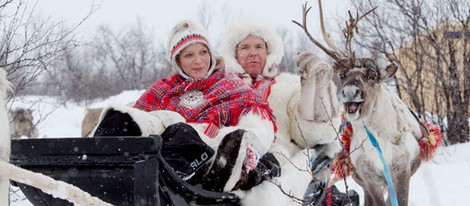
[222,16,341,205]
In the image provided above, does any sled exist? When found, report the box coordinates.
[9,135,240,206]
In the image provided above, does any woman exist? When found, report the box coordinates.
[92,20,276,192]
[221,16,356,205]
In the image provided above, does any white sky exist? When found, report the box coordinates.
[32,0,352,45]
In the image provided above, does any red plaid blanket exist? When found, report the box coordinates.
[134,68,277,132]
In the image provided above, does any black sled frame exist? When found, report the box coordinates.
[10,135,240,206]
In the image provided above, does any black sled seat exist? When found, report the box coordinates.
[10,135,240,206]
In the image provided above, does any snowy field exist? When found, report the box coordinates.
[8,91,470,206]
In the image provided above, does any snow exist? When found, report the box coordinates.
[9,91,470,206]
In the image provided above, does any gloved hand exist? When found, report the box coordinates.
[321,185,360,206]
[237,152,281,190]
[303,180,327,206]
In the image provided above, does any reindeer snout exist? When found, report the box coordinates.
[339,85,363,103]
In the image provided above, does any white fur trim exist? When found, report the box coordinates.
[223,135,247,191]
[90,104,170,136]
[167,20,216,79]
[222,15,284,78]
[188,122,225,150]
[147,110,185,128]
[236,112,275,155]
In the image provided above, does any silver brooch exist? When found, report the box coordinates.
[179,90,205,108]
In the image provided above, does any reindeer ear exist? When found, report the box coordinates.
[380,63,398,80]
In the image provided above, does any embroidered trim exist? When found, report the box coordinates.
[170,34,208,59]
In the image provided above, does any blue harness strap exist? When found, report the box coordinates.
[363,124,399,206]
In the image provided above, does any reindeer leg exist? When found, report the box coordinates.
[353,173,375,206]
[367,184,386,206]
[295,52,335,122]
[363,189,374,206]
[410,157,421,176]
[395,171,411,206]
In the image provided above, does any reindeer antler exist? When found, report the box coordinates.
[292,1,343,62]
[342,7,377,62]
[293,0,378,71]
[317,0,347,59]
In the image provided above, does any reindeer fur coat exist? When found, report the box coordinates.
[0,68,11,205]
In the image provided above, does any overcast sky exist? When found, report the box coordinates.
[32,0,352,45]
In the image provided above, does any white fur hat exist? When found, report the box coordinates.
[221,15,284,78]
[167,20,216,79]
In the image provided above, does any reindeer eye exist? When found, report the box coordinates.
[368,72,378,81]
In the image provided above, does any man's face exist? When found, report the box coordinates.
[236,34,268,77]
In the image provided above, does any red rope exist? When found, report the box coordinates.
[327,187,332,206]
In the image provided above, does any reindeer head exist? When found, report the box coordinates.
[335,58,398,121]
[293,0,397,121]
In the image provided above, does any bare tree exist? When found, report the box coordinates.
[94,20,167,91]
[350,0,469,144]
[197,0,212,31]
[0,0,98,100]
[41,46,101,105]
[41,21,169,103]
[277,27,296,73]
[0,0,99,156]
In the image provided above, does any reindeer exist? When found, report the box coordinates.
[294,1,424,205]
[9,108,39,139]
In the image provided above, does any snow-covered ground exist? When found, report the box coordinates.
[8,91,470,206]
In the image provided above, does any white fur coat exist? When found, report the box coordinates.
[235,73,341,205]
[0,68,11,205]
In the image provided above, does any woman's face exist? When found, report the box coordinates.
[177,43,211,80]
[235,34,268,77]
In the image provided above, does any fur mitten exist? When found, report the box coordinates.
[237,152,281,190]
[295,51,333,85]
